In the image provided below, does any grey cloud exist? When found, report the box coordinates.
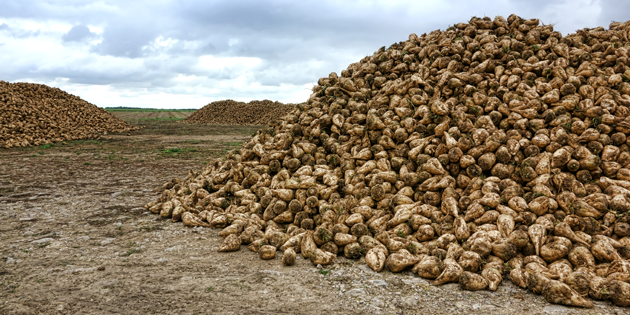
[198,43,216,54]
[0,22,42,38]
[599,0,630,26]
[0,1,450,87]
[62,24,95,42]
[2,0,629,104]
[255,62,333,87]
[13,29,41,38]
[150,40,217,57]
[0,0,120,23]
[92,21,158,58]
[3,63,151,86]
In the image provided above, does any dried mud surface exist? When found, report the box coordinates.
[0,118,627,315]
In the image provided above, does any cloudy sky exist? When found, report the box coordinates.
[0,0,628,109]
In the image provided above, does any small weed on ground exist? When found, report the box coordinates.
[163,148,184,154]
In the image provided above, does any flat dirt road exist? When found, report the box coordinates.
[0,115,627,315]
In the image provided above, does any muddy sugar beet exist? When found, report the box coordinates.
[146,14,630,308]
[0,81,140,148]
[181,99,296,126]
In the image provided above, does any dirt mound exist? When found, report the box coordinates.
[0,81,141,148]
[148,15,630,308]
[181,99,296,126]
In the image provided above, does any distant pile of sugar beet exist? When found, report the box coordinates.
[181,99,296,126]
[0,81,140,148]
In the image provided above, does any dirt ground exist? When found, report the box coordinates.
[104,109,193,121]
[0,114,628,315]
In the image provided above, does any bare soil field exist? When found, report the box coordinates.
[106,110,193,121]
[0,113,626,315]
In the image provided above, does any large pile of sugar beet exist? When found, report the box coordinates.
[181,99,296,126]
[146,15,630,308]
[0,81,141,148]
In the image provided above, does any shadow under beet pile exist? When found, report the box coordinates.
[146,14,630,308]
